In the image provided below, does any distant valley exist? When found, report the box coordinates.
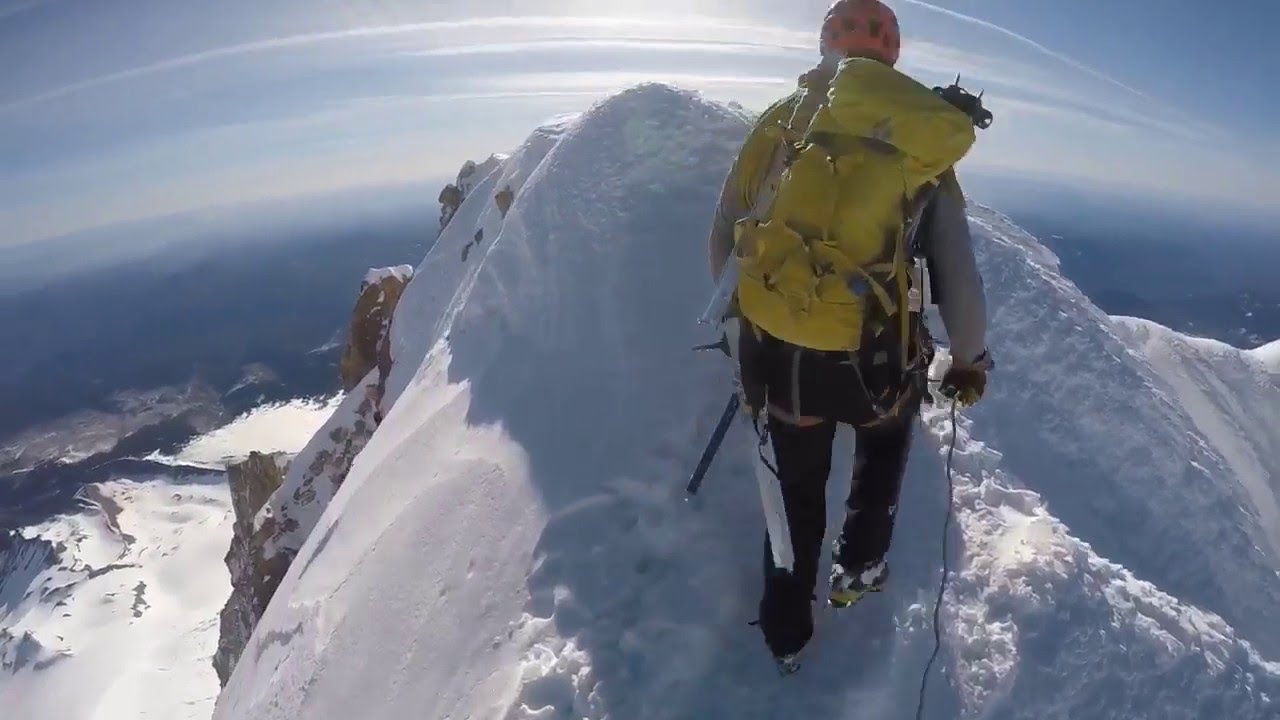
[0,183,439,531]
[968,173,1280,350]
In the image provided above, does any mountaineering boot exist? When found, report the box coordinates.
[776,653,802,676]
[828,559,889,608]
[758,566,815,674]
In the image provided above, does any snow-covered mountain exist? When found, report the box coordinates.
[212,84,1279,720]
[160,396,344,469]
[1250,339,1280,376]
[212,264,413,687]
[1113,317,1280,559]
[0,398,339,719]
[1,477,232,720]
[439,154,507,231]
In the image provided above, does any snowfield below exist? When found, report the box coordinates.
[1,395,340,720]
[162,395,343,469]
[216,85,1279,720]
[1,477,232,720]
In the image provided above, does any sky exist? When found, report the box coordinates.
[2,0,1278,247]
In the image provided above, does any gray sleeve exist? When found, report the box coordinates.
[708,161,749,281]
[922,175,989,365]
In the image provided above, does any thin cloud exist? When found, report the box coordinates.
[0,0,56,22]
[476,70,791,93]
[900,1,1224,142]
[995,96,1137,136]
[398,34,1203,146]
[404,36,814,59]
[898,0,1156,102]
[0,16,810,114]
[2,8,1216,145]
[6,7,1263,235]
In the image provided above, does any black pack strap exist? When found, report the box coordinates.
[903,180,942,259]
[856,318,934,429]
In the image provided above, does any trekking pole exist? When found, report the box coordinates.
[686,394,739,495]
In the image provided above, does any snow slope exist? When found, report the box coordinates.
[216,85,1280,720]
[257,371,380,561]
[1,477,232,720]
[962,208,1280,653]
[1113,317,1280,558]
[1,395,340,719]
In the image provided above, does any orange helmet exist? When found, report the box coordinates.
[820,0,901,67]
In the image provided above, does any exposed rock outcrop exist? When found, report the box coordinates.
[0,531,59,612]
[257,370,381,561]
[339,266,414,394]
[438,155,505,231]
[438,183,463,231]
[494,185,515,218]
[457,184,514,264]
[0,628,70,674]
[215,266,411,687]
[213,451,288,687]
[1,532,69,676]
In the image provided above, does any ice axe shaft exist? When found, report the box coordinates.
[686,394,740,495]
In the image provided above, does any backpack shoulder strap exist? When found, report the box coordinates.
[748,68,836,223]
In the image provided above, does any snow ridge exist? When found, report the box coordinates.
[256,371,380,559]
[363,265,414,288]
[215,85,1280,720]
[926,399,1280,718]
[1250,339,1280,374]
[1111,316,1280,560]
[966,207,1280,656]
[384,113,578,411]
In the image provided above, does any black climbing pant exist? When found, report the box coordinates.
[757,407,917,658]
[736,320,931,658]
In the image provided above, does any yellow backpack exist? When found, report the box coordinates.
[734,58,978,358]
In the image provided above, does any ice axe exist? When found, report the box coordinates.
[934,75,994,129]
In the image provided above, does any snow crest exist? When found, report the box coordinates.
[256,370,381,559]
[964,207,1280,655]
[215,85,1280,720]
[363,265,414,288]
[1112,316,1280,558]
[928,400,1280,718]
[1250,339,1280,375]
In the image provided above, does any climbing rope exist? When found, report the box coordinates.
[915,398,959,720]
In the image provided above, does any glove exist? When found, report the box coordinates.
[940,350,991,407]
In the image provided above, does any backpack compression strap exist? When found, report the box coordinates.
[886,177,943,372]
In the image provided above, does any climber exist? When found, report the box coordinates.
[706,0,992,669]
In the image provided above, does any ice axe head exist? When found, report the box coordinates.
[933,79,994,130]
